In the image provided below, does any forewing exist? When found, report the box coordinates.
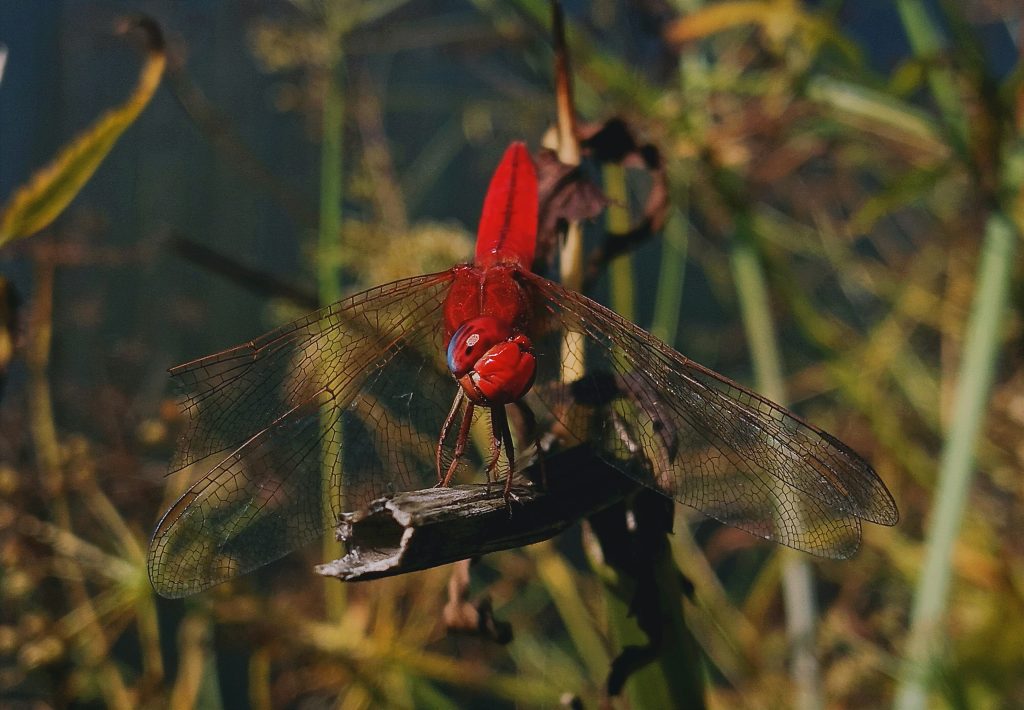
[521,272,898,559]
[149,271,488,597]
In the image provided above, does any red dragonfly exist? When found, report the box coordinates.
[149,143,897,598]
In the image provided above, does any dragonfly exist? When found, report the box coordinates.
[149,142,898,598]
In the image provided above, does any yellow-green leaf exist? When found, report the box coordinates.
[664,1,793,45]
[0,18,165,246]
[663,0,859,63]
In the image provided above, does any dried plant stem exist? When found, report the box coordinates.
[552,0,585,386]
[547,1,647,697]
[26,254,133,710]
[545,5,704,705]
[169,614,220,710]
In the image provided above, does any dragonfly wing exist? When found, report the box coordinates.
[150,271,474,597]
[521,272,898,559]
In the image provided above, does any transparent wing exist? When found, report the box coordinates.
[521,272,898,559]
[149,271,496,597]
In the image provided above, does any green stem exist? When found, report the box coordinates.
[728,210,824,710]
[602,157,703,710]
[894,0,968,154]
[531,541,611,681]
[728,217,785,400]
[894,212,1018,710]
[604,163,635,322]
[651,208,689,347]
[318,55,345,306]
[319,33,346,621]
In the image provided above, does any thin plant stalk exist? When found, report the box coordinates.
[546,3,617,692]
[893,0,968,151]
[317,47,344,308]
[729,211,824,710]
[604,163,635,323]
[319,21,347,621]
[651,208,689,347]
[602,163,689,709]
[894,213,1019,709]
[532,540,612,681]
[890,4,1020,706]
[547,4,702,705]
[552,0,586,384]
[27,256,135,710]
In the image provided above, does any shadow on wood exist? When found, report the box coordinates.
[316,445,642,582]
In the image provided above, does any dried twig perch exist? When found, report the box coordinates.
[316,446,641,582]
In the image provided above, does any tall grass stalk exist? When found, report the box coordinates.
[890,4,1020,706]
[317,51,344,306]
[27,257,136,710]
[545,4,703,704]
[893,0,967,151]
[651,208,689,347]
[894,212,1019,709]
[531,540,611,681]
[604,163,635,322]
[728,210,823,710]
[596,109,706,710]
[318,25,346,620]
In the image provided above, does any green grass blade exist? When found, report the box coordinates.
[894,0,968,153]
[729,208,824,710]
[894,212,1019,710]
[318,28,347,621]
[651,208,689,347]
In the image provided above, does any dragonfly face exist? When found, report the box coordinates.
[446,316,536,405]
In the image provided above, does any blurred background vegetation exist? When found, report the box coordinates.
[1,1,1022,708]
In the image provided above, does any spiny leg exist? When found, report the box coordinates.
[490,405,517,501]
[437,388,466,484]
[441,400,475,487]
[513,399,546,488]
[484,407,505,488]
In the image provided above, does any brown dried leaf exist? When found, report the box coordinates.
[535,149,608,265]
[578,119,670,291]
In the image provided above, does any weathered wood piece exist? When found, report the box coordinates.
[316,446,642,582]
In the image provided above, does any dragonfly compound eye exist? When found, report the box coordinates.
[446,316,510,377]
[457,334,535,405]
[447,318,535,405]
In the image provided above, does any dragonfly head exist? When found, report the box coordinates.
[447,316,535,405]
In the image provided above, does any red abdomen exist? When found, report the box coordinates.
[474,142,538,270]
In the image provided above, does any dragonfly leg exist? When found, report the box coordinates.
[441,400,475,487]
[437,389,467,484]
[484,408,504,489]
[512,400,546,488]
[490,405,517,502]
